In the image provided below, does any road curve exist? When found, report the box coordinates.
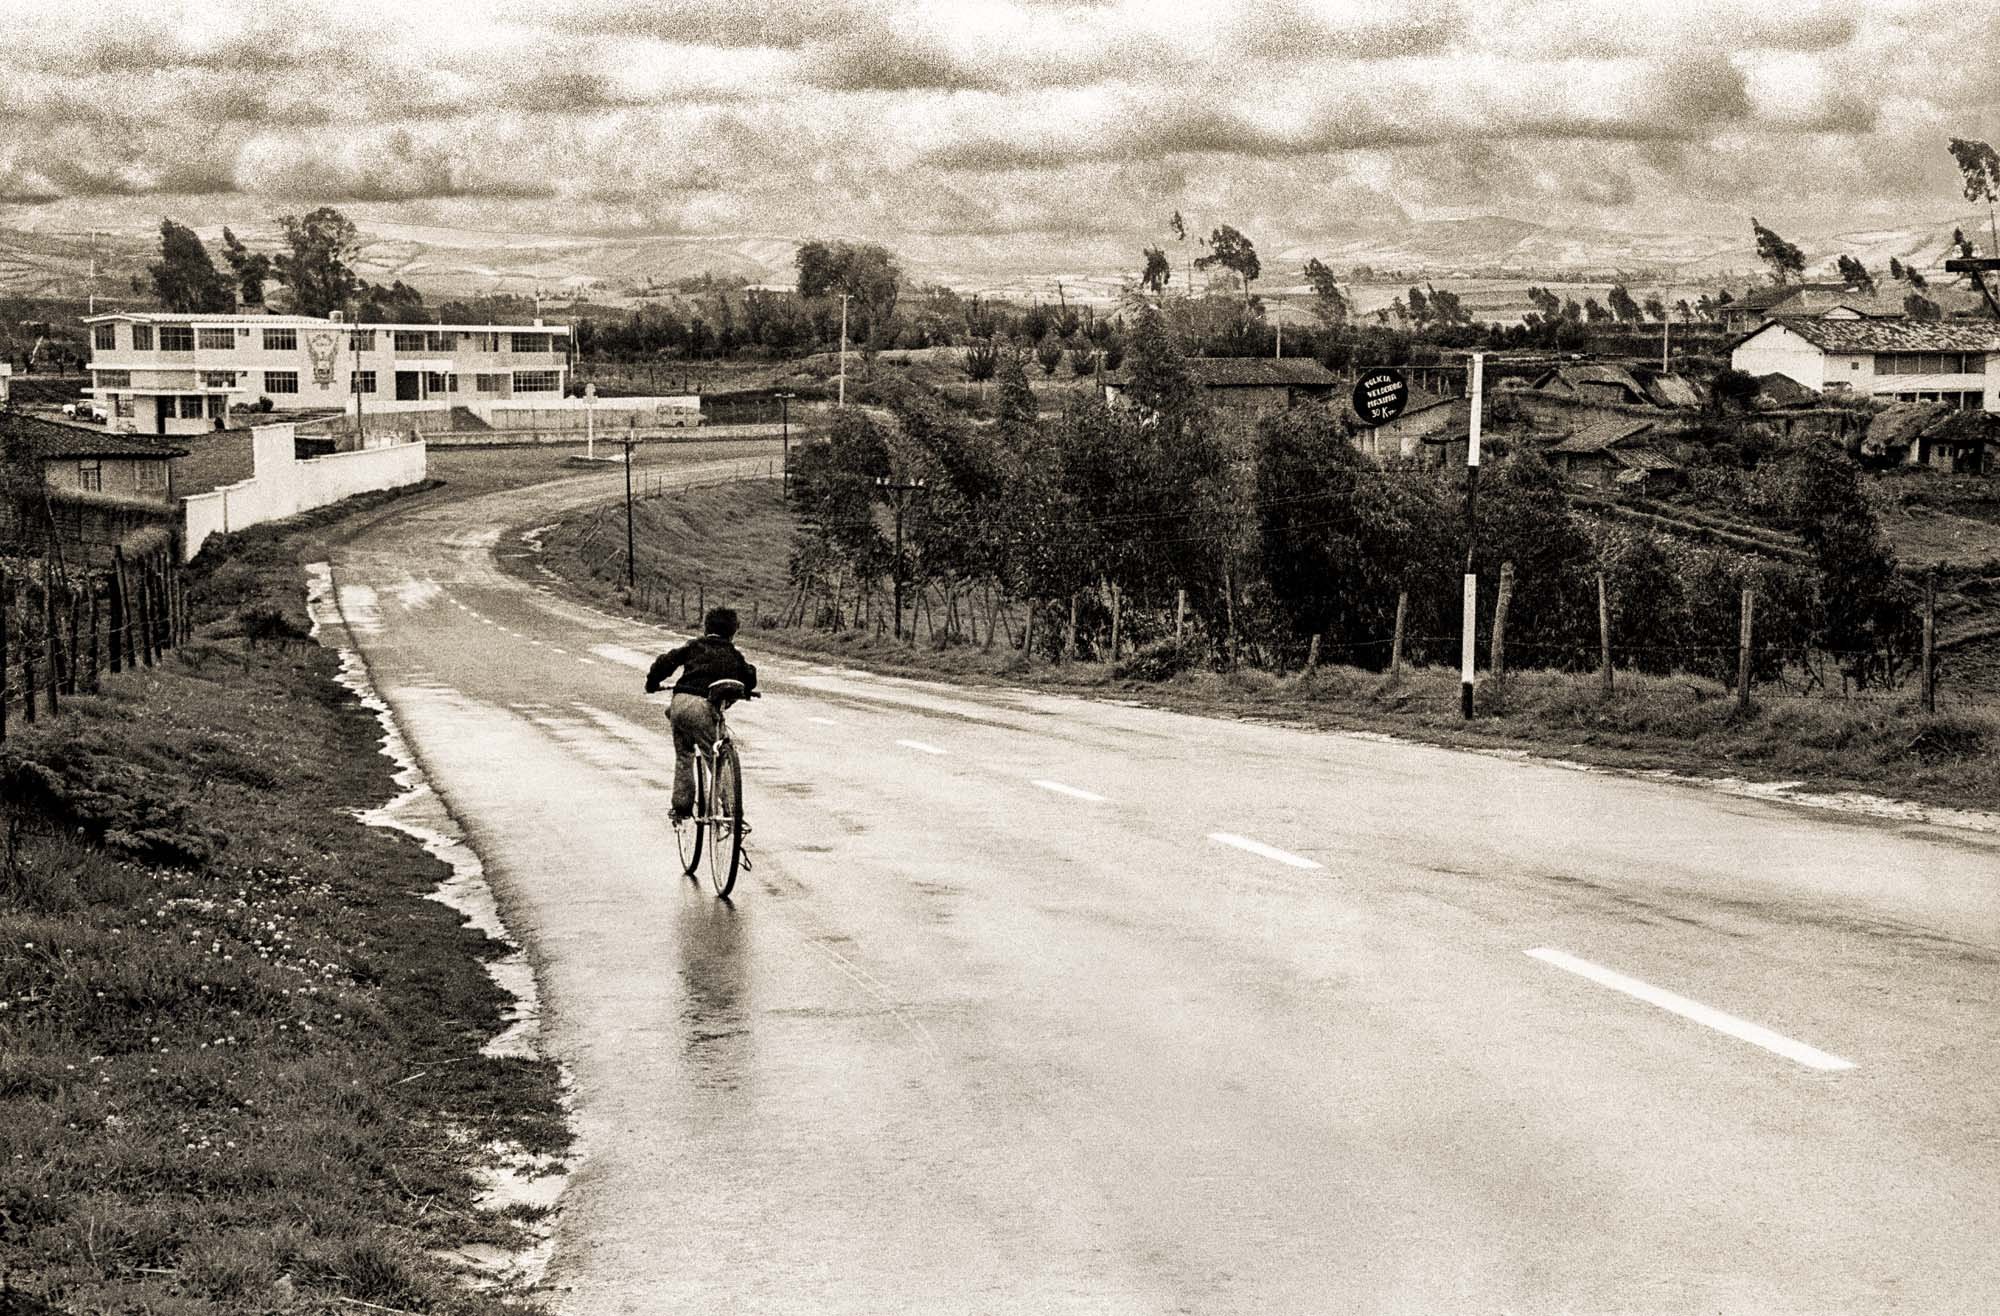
[327,454,2000,1316]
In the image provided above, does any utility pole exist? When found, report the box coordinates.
[776,391,796,498]
[838,293,851,407]
[1460,350,1485,720]
[623,438,636,592]
[351,318,367,445]
[874,475,927,639]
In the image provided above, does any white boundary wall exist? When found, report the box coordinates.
[184,423,428,561]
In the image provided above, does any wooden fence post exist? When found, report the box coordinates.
[1174,588,1186,647]
[1597,571,1613,697]
[1108,584,1122,662]
[1922,566,1937,715]
[1737,586,1755,711]
[88,582,101,694]
[65,580,80,694]
[139,566,155,669]
[1,568,9,742]
[1063,592,1078,663]
[1489,561,1514,707]
[109,549,125,674]
[1390,589,1408,680]
[42,560,59,717]
[1022,600,1036,662]
[1305,633,1321,672]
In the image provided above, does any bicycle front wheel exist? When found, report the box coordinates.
[706,743,743,898]
[675,754,706,879]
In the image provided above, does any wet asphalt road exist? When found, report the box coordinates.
[327,454,2000,1315]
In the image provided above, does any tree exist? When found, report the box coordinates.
[795,239,904,340]
[1948,137,2000,250]
[1582,297,1611,324]
[1673,298,1693,320]
[1643,295,1667,321]
[1904,292,1943,321]
[1888,256,1906,282]
[1302,257,1348,327]
[1607,283,1642,323]
[1834,254,1876,295]
[273,207,364,317]
[220,227,272,306]
[1034,336,1063,376]
[146,219,234,312]
[1193,224,1261,307]
[1139,246,1172,295]
[1751,217,1806,285]
[1406,285,1431,327]
[1425,284,1469,327]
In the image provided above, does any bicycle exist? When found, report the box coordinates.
[673,678,756,898]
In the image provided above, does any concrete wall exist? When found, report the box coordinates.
[183,422,427,561]
[1731,323,1829,390]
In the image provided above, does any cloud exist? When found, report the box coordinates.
[237,127,555,202]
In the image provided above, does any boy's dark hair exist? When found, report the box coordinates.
[704,606,740,639]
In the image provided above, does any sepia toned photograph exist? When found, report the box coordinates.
[2,1,1997,1312]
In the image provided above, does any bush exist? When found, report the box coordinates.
[1114,637,1203,682]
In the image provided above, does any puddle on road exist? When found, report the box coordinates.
[306,561,576,1295]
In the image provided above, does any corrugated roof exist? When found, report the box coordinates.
[1185,357,1340,387]
[1643,373,1705,408]
[1755,317,2000,352]
[0,412,190,460]
[1548,417,1657,454]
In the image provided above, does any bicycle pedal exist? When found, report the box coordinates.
[739,849,753,873]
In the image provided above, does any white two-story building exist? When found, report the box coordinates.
[82,312,571,436]
[1730,315,2000,412]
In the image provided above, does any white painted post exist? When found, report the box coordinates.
[1460,350,1484,719]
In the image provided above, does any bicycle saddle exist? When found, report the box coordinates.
[707,679,749,705]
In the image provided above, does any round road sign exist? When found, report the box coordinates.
[1353,369,1409,426]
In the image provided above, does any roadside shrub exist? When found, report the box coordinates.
[1114,637,1203,682]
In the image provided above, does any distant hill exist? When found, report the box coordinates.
[2,211,1993,307]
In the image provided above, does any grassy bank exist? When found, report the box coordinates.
[526,480,1999,817]
[1,494,568,1314]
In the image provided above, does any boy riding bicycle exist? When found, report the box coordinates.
[645,607,759,824]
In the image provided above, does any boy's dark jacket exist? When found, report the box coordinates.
[646,636,759,698]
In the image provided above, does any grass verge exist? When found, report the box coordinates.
[1,487,568,1315]
[523,479,2000,817]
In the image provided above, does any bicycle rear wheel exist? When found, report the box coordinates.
[675,754,706,878]
[706,743,743,898]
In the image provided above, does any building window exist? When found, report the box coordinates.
[424,371,457,394]
[158,324,195,352]
[393,330,428,353]
[198,327,235,350]
[1877,351,1982,376]
[205,394,227,419]
[469,332,500,352]
[474,372,508,392]
[78,460,102,491]
[352,329,376,351]
[263,328,298,352]
[350,370,377,394]
[93,323,116,350]
[511,332,555,354]
[95,369,131,389]
[264,370,299,394]
[201,370,237,388]
[513,370,560,392]
[114,394,135,419]
[132,324,154,350]
[137,461,167,490]
[178,395,206,419]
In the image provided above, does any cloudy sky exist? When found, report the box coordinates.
[0,0,1992,255]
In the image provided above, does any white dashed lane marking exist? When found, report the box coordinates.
[1208,832,1323,871]
[1032,779,1107,802]
[896,739,947,756]
[1525,947,1856,1072]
